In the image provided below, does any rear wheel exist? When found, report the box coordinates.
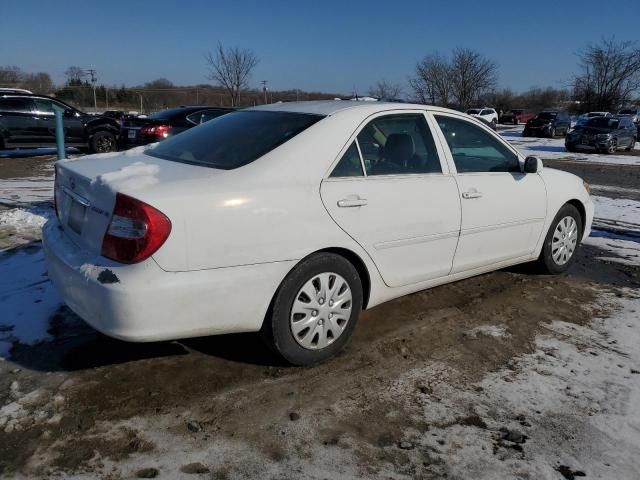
[261,253,363,366]
[535,204,582,274]
[89,131,117,153]
[550,127,556,138]
[606,138,617,154]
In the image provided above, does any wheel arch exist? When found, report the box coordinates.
[314,247,371,309]
[566,199,587,238]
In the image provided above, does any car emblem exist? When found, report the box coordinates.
[70,177,76,190]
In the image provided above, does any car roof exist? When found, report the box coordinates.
[246,100,455,117]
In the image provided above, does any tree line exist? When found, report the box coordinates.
[1,38,639,113]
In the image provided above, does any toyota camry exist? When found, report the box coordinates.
[43,101,593,365]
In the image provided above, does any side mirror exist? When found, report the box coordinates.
[63,109,76,118]
[524,156,542,174]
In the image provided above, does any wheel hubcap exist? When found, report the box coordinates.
[551,216,578,266]
[290,272,352,350]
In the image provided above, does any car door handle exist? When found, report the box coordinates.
[337,197,368,208]
[462,190,483,199]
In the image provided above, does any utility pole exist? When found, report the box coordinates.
[261,80,268,104]
[85,69,97,112]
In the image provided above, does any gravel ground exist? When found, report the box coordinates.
[0,143,639,479]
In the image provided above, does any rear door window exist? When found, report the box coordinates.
[146,110,323,170]
[356,114,442,176]
[0,97,33,112]
[330,142,364,177]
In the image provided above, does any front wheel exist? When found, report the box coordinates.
[549,127,556,138]
[535,204,582,274]
[261,253,363,366]
[89,131,117,153]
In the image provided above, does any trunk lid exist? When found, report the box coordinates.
[54,149,222,265]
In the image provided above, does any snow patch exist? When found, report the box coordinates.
[0,248,61,359]
[465,324,510,338]
[92,161,160,192]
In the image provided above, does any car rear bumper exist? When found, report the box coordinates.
[42,219,295,342]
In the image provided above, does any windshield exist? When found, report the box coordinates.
[537,112,557,120]
[619,109,636,115]
[146,110,323,169]
[586,117,619,129]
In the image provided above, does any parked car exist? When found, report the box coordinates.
[500,109,535,125]
[0,87,33,94]
[618,108,640,124]
[523,111,571,137]
[0,93,120,152]
[566,116,637,153]
[475,116,497,131]
[466,107,498,123]
[118,105,233,149]
[44,101,593,365]
[575,112,610,128]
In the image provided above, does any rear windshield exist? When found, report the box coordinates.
[619,109,636,115]
[147,108,192,121]
[537,112,557,120]
[145,110,323,169]
[466,109,480,114]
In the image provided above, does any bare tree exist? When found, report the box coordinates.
[368,80,402,99]
[0,65,23,85]
[65,66,85,84]
[449,48,498,109]
[205,43,259,107]
[571,38,640,111]
[409,53,452,106]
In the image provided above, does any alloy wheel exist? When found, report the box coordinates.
[96,135,115,153]
[551,216,578,266]
[607,139,617,154]
[290,272,352,350]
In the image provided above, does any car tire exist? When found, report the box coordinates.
[550,127,556,138]
[566,144,576,152]
[89,131,117,153]
[261,252,363,366]
[535,203,583,275]
[514,119,519,125]
[606,138,617,154]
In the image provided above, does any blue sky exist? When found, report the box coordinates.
[1,0,639,94]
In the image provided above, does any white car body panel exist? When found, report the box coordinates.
[43,101,594,342]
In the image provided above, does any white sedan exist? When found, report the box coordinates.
[43,101,593,365]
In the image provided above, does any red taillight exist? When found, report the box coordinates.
[140,124,171,138]
[101,193,171,264]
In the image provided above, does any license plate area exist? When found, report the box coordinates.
[128,129,137,140]
[63,189,89,235]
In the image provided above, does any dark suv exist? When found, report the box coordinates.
[523,111,571,138]
[565,116,637,153]
[0,93,120,152]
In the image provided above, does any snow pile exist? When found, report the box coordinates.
[0,207,53,245]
